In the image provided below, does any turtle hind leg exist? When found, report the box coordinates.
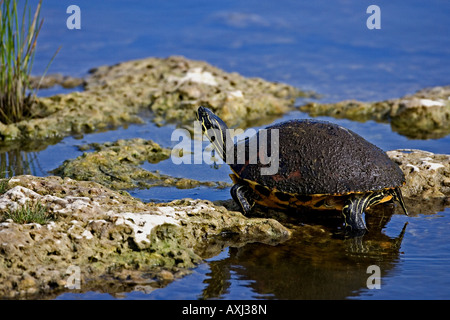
[342,192,385,234]
[390,187,409,216]
[230,184,255,215]
[342,194,369,233]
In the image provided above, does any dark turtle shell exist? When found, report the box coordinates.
[230,119,405,195]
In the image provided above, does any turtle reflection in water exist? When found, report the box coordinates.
[197,106,408,233]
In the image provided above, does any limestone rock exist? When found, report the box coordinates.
[300,85,450,139]
[0,175,290,298]
[387,149,450,199]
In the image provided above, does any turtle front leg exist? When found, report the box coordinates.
[230,184,255,215]
[342,191,386,232]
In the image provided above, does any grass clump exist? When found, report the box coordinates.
[0,0,58,124]
[0,178,9,194]
[3,200,53,224]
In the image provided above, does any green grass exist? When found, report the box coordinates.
[3,200,54,224]
[0,178,9,193]
[0,0,58,124]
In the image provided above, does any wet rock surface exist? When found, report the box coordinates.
[0,175,290,299]
[300,85,450,139]
[52,138,230,190]
[29,74,85,89]
[0,56,307,142]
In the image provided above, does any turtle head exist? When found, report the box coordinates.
[197,106,232,162]
[197,106,229,132]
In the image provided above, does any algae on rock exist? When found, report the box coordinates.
[300,85,450,139]
[0,175,290,299]
[86,56,309,129]
[52,138,231,190]
[0,56,308,142]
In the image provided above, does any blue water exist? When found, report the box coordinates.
[14,0,450,299]
[36,0,450,103]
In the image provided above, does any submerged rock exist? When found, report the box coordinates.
[0,175,290,298]
[0,56,307,142]
[300,85,450,139]
[29,74,85,89]
[52,138,231,190]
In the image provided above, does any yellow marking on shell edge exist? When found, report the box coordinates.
[230,174,346,211]
[369,194,393,208]
[230,167,399,213]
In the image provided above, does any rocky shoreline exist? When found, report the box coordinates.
[0,175,290,298]
[300,86,450,139]
[0,56,449,299]
[0,56,308,142]
[0,148,448,298]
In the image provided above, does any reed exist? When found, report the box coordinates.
[0,0,57,124]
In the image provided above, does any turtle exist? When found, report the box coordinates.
[196,106,408,232]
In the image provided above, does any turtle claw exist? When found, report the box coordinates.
[231,184,254,215]
[391,187,409,216]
